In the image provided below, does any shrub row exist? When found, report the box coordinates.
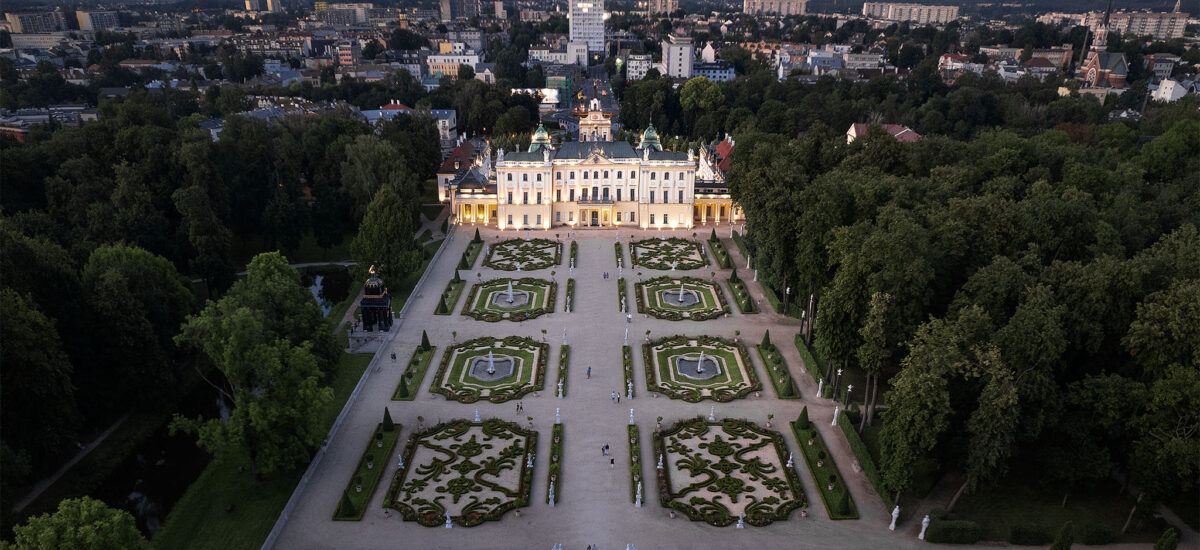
[792,413,858,520]
[614,241,624,267]
[569,240,577,266]
[727,269,756,313]
[622,345,635,398]
[617,277,627,312]
[795,334,827,384]
[708,238,732,269]
[730,230,750,259]
[435,271,466,315]
[628,424,642,503]
[566,278,575,312]
[556,344,569,398]
[547,423,563,504]
[333,416,400,521]
[392,342,436,400]
[836,413,893,510]
[925,520,982,544]
[757,338,799,399]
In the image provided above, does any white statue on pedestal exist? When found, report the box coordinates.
[889,505,900,531]
[919,514,930,540]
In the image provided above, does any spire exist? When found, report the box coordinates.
[1174,0,1181,12]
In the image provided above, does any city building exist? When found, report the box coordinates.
[337,42,362,65]
[743,0,806,17]
[264,0,284,13]
[575,97,615,141]
[76,10,119,31]
[1151,79,1194,102]
[846,123,922,144]
[662,34,694,79]
[5,12,65,33]
[529,42,589,66]
[568,0,605,55]
[1143,53,1180,81]
[1084,10,1188,40]
[861,2,959,24]
[626,54,653,80]
[647,0,678,15]
[438,137,490,201]
[246,0,263,10]
[451,119,740,230]
[1078,9,1128,90]
[427,51,482,78]
[440,0,482,20]
[692,61,735,82]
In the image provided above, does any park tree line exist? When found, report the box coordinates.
[0,86,444,533]
[729,115,1199,524]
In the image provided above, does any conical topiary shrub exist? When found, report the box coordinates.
[336,490,357,518]
[383,407,394,431]
[730,269,739,282]
[1051,521,1074,550]
[458,255,470,270]
[396,379,409,398]
[762,330,772,347]
[421,330,431,351]
[797,406,810,429]
[473,228,482,243]
[709,229,717,241]
[435,298,449,314]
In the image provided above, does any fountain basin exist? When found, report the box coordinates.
[674,355,723,380]
[489,289,532,309]
[660,288,700,307]
[468,355,516,381]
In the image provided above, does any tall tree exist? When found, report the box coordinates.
[10,496,149,550]
[857,291,892,430]
[351,186,421,289]
[948,352,1019,511]
[340,134,421,223]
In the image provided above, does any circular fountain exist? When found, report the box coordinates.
[489,280,532,309]
[674,350,722,380]
[468,350,516,381]
[660,281,700,307]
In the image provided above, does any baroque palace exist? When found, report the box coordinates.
[446,101,740,230]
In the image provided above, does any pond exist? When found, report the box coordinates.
[302,265,352,317]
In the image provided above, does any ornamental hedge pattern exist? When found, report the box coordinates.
[654,418,806,527]
[484,238,561,271]
[460,277,557,322]
[642,335,761,402]
[384,418,536,527]
[635,276,729,321]
[630,238,708,270]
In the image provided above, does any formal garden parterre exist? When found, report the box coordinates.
[630,238,708,270]
[431,336,547,403]
[654,418,806,526]
[461,277,556,321]
[635,276,728,321]
[384,418,536,527]
[484,238,562,271]
[642,336,761,402]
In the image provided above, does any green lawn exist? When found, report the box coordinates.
[420,203,445,223]
[152,352,373,550]
[392,346,436,400]
[420,179,440,204]
[950,466,1173,543]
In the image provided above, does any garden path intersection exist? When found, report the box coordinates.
[274,227,963,549]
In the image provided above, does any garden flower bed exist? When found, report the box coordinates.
[333,415,400,521]
[791,411,858,520]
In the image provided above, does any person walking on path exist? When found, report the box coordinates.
[616,395,620,404]
[611,391,616,402]
[610,457,615,469]
[390,352,396,363]
[587,366,592,379]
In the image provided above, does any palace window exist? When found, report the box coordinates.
[537,214,542,225]
[556,212,561,222]
[556,190,561,202]
[650,191,655,204]
[536,174,542,182]
[508,214,513,225]
[631,171,637,178]
[569,212,574,221]
[664,172,670,180]
[536,192,542,204]
[523,174,528,181]
[523,214,528,225]
[507,192,513,204]
[650,214,655,224]
[507,174,512,181]
[617,189,622,201]
[570,189,575,201]
[556,171,562,180]
[523,191,528,204]
[593,171,598,179]
[679,190,684,203]
[617,171,622,178]
[583,171,589,179]
[650,172,655,180]
[603,170,609,178]
[630,211,635,222]
[570,171,575,179]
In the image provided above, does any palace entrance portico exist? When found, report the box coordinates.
[579,201,613,227]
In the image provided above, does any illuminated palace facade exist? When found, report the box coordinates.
[450,118,740,230]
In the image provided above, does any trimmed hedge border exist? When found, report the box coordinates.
[429,336,548,403]
[630,237,708,270]
[731,230,750,259]
[614,241,624,267]
[795,334,827,385]
[708,238,732,269]
[435,276,466,315]
[460,277,557,322]
[726,276,757,314]
[628,424,642,503]
[462,241,483,269]
[836,413,894,510]
[392,346,436,400]
[556,344,569,397]
[569,240,577,266]
[926,520,983,544]
[384,418,536,527]
[756,343,800,399]
[547,423,563,504]
[333,421,400,521]
[622,345,635,398]
[617,277,628,312]
[653,418,806,526]
[565,278,575,312]
[791,420,859,520]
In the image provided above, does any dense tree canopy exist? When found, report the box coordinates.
[7,497,149,550]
